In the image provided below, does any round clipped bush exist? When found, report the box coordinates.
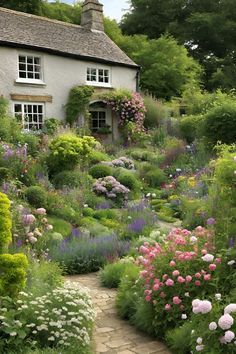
[89,150,110,165]
[115,170,140,191]
[179,115,203,143]
[202,102,236,145]
[53,170,81,189]
[89,164,113,179]
[25,186,48,208]
[144,168,167,188]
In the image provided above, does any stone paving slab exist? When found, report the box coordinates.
[67,273,171,354]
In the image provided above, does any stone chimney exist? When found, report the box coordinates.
[81,0,104,32]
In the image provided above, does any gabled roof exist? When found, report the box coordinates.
[0,7,138,68]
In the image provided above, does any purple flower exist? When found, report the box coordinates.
[207,217,216,225]
[127,218,146,233]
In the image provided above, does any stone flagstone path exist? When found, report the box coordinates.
[67,273,171,354]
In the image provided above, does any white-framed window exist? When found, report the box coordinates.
[14,102,44,130]
[17,54,43,83]
[90,110,106,132]
[87,67,110,86]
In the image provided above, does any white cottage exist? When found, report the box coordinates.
[0,0,139,141]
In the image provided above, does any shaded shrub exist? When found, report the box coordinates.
[115,169,140,191]
[88,150,110,165]
[144,168,167,188]
[179,114,203,143]
[165,322,192,354]
[18,133,40,157]
[100,261,138,288]
[143,95,168,128]
[89,164,113,179]
[202,102,236,145]
[25,186,48,208]
[53,170,82,189]
[42,118,60,135]
[0,167,10,183]
[47,217,72,238]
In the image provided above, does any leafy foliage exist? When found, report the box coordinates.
[66,86,94,126]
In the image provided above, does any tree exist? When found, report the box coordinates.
[121,0,236,91]
[0,0,43,14]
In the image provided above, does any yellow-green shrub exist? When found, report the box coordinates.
[0,192,12,253]
[0,253,28,298]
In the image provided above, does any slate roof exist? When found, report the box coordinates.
[0,7,138,68]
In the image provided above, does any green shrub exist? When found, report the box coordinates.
[66,85,94,126]
[18,133,40,157]
[202,102,236,145]
[100,261,138,288]
[116,266,140,319]
[179,114,203,143]
[88,150,110,164]
[0,253,28,298]
[115,170,140,191]
[26,260,63,297]
[89,164,113,179]
[93,209,118,220]
[0,167,10,183]
[25,186,48,208]
[82,207,95,217]
[42,118,59,135]
[0,192,12,253]
[144,168,167,188]
[47,217,72,238]
[143,95,168,128]
[165,322,192,354]
[48,134,97,174]
[53,170,82,189]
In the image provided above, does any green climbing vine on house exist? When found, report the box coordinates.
[65,85,94,126]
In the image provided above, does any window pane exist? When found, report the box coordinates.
[27,56,33,64]
[19,71,26,78]
[19,56,26,63]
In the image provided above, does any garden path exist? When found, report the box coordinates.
[67,273,171,354]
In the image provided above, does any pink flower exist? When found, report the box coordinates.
[192,299,201,308]
[165,304,171,311]
[201,249,207,255]
[23,214,36,225]
[224,330,235,343]
[215,258,222,264]
[218,314,234,330]
[165,279,174,287]
[195,273,201,279]
[173,296,182,305]
[140,270,148,277]
[209,264,216,271]
[145,295,151,302]
[186,275,192,282]
[192,300,212,314]
[153,283,159,291]
[177,276,185,283]
[169,260,176,267]
[195,280,201,286]
[204,274,211,281]
[159,292,166,298]
[224,304,236,315]
[172,270,180,277]
[36,208,46,215]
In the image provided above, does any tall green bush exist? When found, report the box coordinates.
[143,94,168,128]
[66,86,94,126]
[0,192,28,297]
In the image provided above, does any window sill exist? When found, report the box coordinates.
[15,79,46,86]
[86,82,112,88]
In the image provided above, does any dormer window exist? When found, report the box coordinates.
[87,67,110,86]
[17,55,44,84]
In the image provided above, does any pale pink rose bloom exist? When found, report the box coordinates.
[218,314,234,330]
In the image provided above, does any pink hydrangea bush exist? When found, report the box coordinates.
[136,226,221,333]
[93,176,130,202]
[103,156,135,170]
[189,298,236,353]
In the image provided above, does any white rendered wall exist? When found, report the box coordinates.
[0,46,137,120]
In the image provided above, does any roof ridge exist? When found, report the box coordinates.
[0,6,85,30]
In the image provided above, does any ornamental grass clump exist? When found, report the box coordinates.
[0,282,96,353]
[132,226,225,337]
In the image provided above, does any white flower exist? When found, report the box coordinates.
[190,236,198,244]
[215,293,221,301]
[185,292,190,297]
[209,322,217,331]
[48,336,55,341]
[83,204,88,208]
[10,332,17,336]
[201,254,214,262]
[228,260,235,266]
[196,345,204,352]
[146,193,151,198]
[224,304,236,315]
[182,314,187,320]
[196,337,203,344]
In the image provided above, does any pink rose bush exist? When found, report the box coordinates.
[93,176,130,201]
[136,226,221,334]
